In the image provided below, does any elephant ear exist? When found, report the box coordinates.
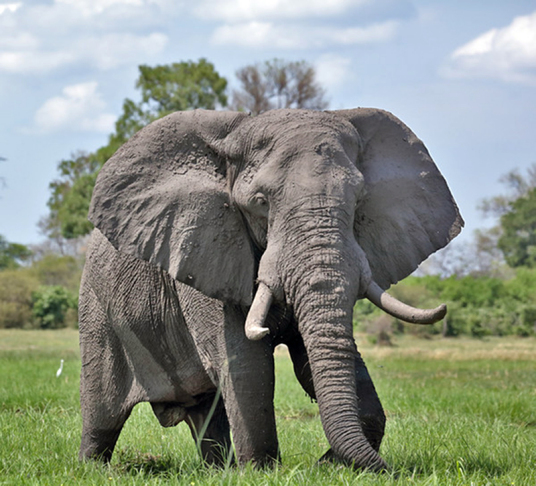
[89,109,255,306]
[333,108,464,289]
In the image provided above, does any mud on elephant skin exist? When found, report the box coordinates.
[79,108,463,471]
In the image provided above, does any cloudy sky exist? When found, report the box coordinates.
[1,0,535,246]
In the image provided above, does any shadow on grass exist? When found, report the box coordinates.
[113,448,237,480]
[116,451,175,473]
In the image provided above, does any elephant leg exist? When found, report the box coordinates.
[286,334,386,454]
[219,304,279,467]
[79,287,136,462]
[79,407,132,463]
[185,394,233,466]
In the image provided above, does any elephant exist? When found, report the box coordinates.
[79,107,463,471]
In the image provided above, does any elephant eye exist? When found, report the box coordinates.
[252,193,268,208]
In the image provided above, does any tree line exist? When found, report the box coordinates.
[2,57,536,336]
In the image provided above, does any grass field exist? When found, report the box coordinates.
[1,329,535,485]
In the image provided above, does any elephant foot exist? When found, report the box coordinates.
[318,448,339,464]
[79,428,123,463]
[236,453,280,469]
[318,448,391,473]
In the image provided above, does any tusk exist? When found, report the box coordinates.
[245,282,273,340]
[365,280,447,325]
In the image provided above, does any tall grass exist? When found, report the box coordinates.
[1,330,535,485]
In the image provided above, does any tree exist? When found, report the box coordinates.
[44,59,228,240]
[475,163,536,269]
[479,163,536,219]
[231,59,328,115]
[42,151,99,241]
[111,59,228,146]
[498,188,536,268]
[0,235,32,270]
[462,163,536,274]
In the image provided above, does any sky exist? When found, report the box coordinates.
[1,0,535,247]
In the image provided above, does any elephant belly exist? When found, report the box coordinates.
[115,322,216,407]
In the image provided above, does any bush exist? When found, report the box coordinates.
[355,272,536,338]
[30,254,83,290]
[0,269,39,328]
[31,285,78,329]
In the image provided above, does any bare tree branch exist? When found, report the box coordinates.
[231,59,328,115]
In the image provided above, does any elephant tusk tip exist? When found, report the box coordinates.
[415,303,447,324]
[245,326,270,341]
[436,303,447,320]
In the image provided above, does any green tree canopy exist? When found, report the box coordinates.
[498,187,536,268]
[0,235,32,270]
[42,151,99,240]
[111,59,228,146]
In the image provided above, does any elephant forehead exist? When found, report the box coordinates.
[226,109,362,162]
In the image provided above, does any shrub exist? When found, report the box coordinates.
[30,254,83,290]
[31,285,78,329]
[0,269,39,328]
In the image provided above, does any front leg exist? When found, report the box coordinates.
[219,304,279,467]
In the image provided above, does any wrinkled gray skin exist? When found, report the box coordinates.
[79,108,463,471]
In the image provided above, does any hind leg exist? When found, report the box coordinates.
[186,394,233,466]
[79,286,137,462]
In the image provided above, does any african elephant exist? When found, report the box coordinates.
[79,108,463,471]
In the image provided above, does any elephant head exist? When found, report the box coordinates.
[89,108,463,470]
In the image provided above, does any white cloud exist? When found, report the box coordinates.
[53,0,176,18]
[0,32,38,50]
[55,0,146,16]
[0,32,168,74]
[195,0,368,22]
[80,33,169,70]
[0,50,75,74]
[0,0,171,75]
[212,20,397,49]
[0,3,21,15]
[315,54,352,89]
[33,82,116,133]
[443,11,536,84]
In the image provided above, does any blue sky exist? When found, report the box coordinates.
[1,0,535,246]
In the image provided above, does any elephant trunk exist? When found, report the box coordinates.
[290,252,388,471]
[252,210,386,470]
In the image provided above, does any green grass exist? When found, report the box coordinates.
[1,330,535,485]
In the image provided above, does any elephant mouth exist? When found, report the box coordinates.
[244,280,446,341]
